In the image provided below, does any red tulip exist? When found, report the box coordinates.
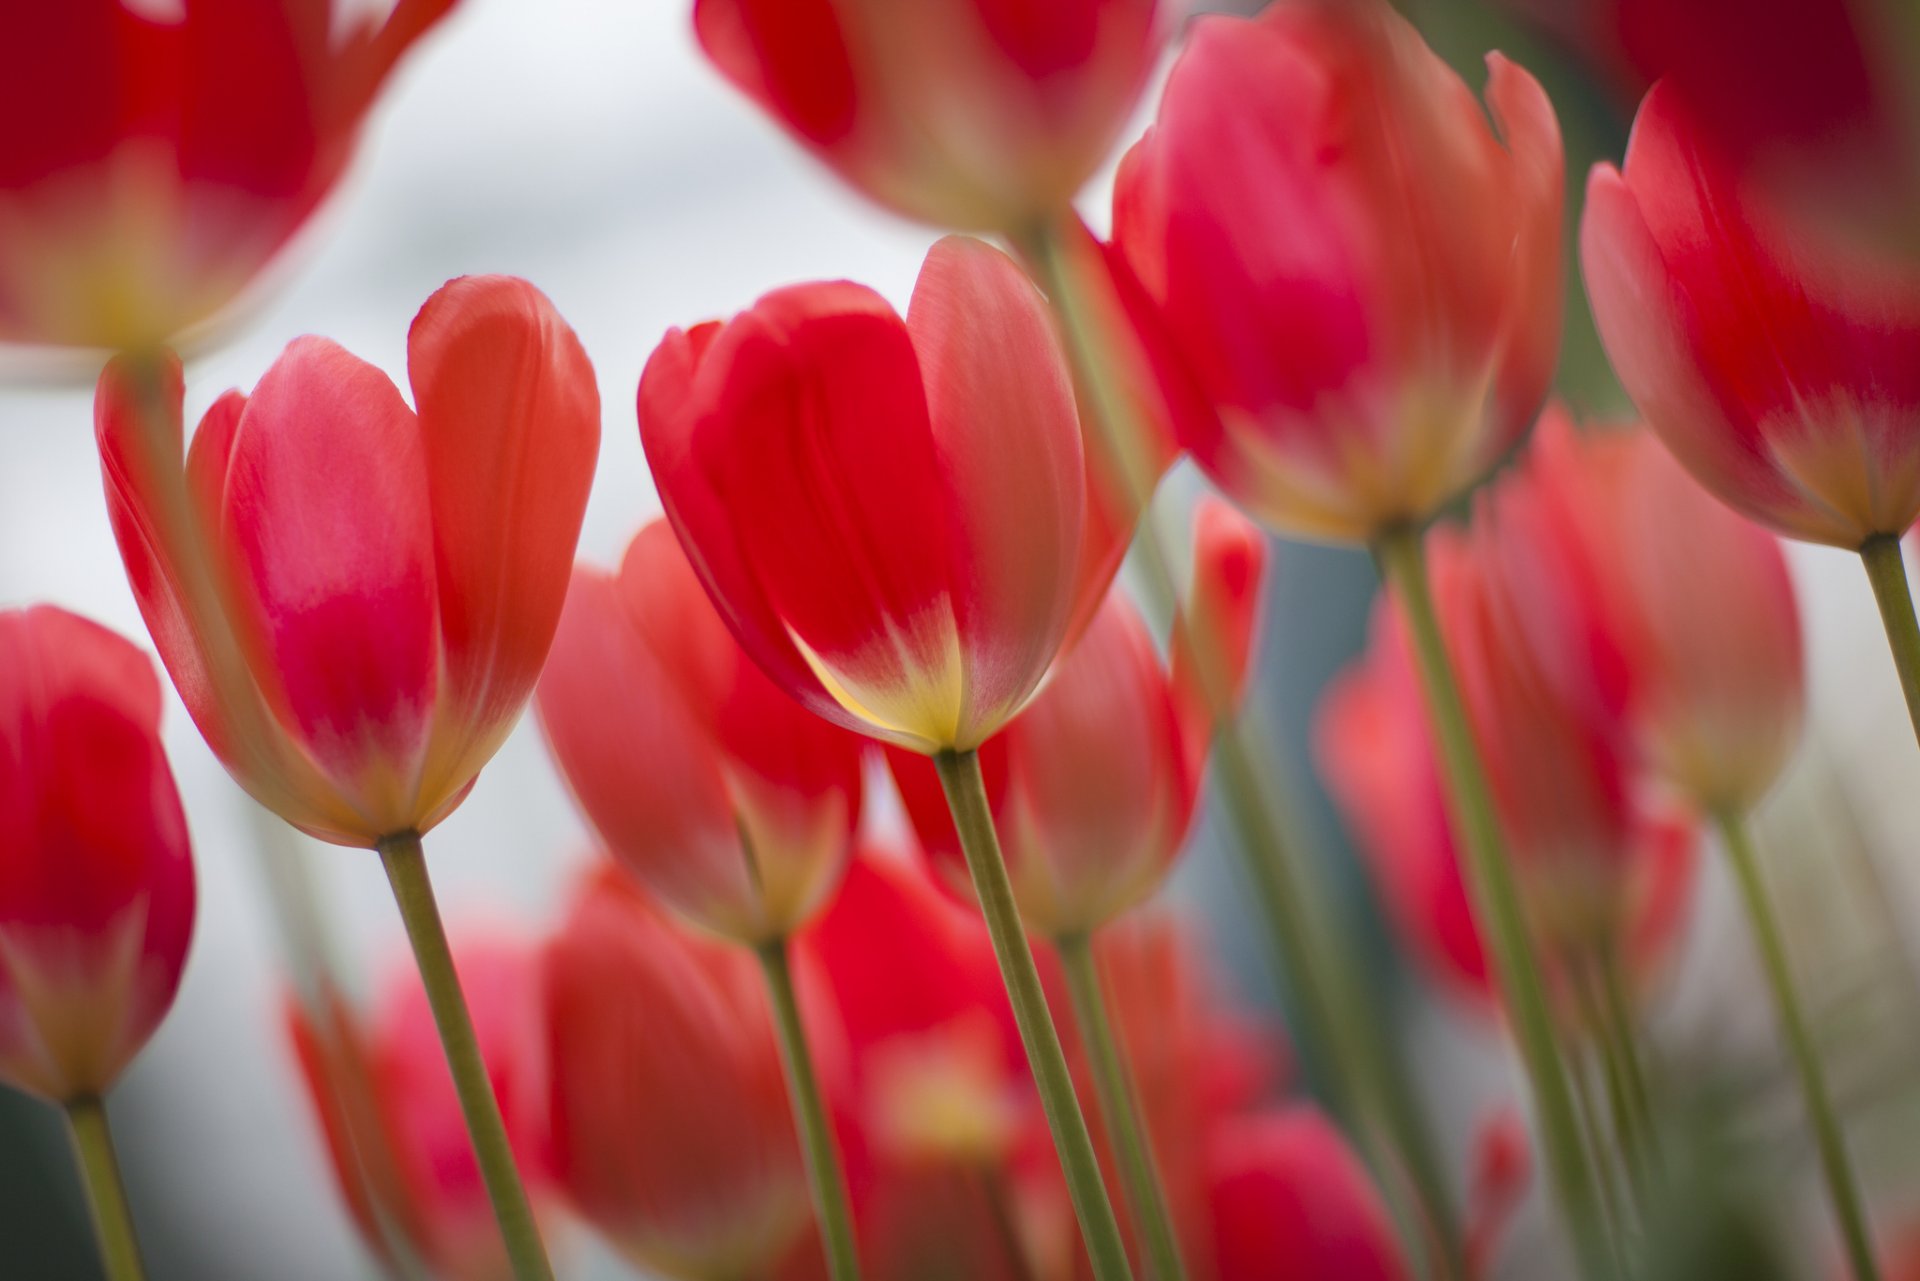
[1205,1108,1410,1281]
[537,520,866,945]
[1113,0,1563,543]
[694,0,1162,231]
[640,235,1084,755]
[96,275,599,847]
[0,0,459,350]
[0,606,195,1102]
[1476,409,1805,814]
[1582,82,1920,549]
[886,500,1267,937]
[544,866,811,1279]
[289,936,552,1281]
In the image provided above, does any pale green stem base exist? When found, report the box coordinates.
[757,938,863,1281]
[933,750,1134,1281]
[66,1096,147,1281]
[379,834,555,1281]
[1057,934,1189,1281]
[1861,535,1920,751]
[1716,812,1881,1281]
[1374,526,1610,1280]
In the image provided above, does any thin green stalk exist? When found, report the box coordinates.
[932,750,1134,1281]
[1566,1055,1632,1277]
[378,834,555,1281]
[979,1168,1040,1281]
[1373,525,1611,1281]
[1056,933,1189,1281]
[65,1096,147,1281]
[1860,535,1920,749]
[1598,955,1659,1175]
[1577,967,1648,1215]
[1715,811,1881,1281]
[1018,216,1462,1280]
[756,938,863,1281]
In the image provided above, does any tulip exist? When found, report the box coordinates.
[1113,0,1563,544]
[0,0,459,351]
[693,0,1162,232]
[288,937,553,1281]
[0,605,196,1281]
[544,866,813,1281]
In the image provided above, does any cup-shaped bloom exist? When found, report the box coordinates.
[1206,1109,1409,1281]
[694,0,1162,231]
[1113,0,1563,543]
[0,606,195,1102]
[537,521,865,945]
[97,275,599,847]
[641,235,1085,755]
[544,866,810,1279]
[0,0,459,350]
[1476,409,1805,815]
[1583,82,1920,549]
[288,937,552,1281]
[886,500,1267,937]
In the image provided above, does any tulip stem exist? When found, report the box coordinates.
[1373,525,1611,1281]
[378,833,555,1281]
[756,937,864,1281]
[1715,811,1881,1281]
[65,1096,147,1281]
[1056,933,1190,1281]
[933,749,1135,1281]
[1860,535,1920,750]
[1019,215,1463,1280]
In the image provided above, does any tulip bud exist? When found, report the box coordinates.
[0,606,195,1103]
[537,521,866,945]
[640,236,1085,755]
[544,867,811,1278]
[1113,0,1563,543]
[694,0,1163,231]
[96,275,599,847]
[0,0,458,350]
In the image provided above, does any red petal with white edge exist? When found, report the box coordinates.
[408,275,599,805]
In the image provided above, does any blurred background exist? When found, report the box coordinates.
[3,0,1918,1277]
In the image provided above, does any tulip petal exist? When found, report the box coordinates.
[1484,52,1565,456]
[694,0,861,146]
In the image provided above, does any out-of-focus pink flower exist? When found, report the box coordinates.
[694,0,1163,231]
[544,866,810,1279]
[96,276,599,847]
[0,0,460,350]
[1583,83,1920,549]
[1114,0,1562,542]
[1465,1106,1532,1279]
[538,520,866,945]
[887,501,1267,938]
[289,937,551,1281]
[640,236,1085,755]
[0,606,195,1103]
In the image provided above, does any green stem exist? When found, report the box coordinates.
[932,750,1134,1281]
[1373,525,1611,1281]
[1019,215,1462,1280]
[979,1168,1040,1281]
[1565,1055,1631,1277]
[1577,968,1647,1216]
[1861,535,1920,750]
[1056,934,1189,1281]
[756,938,863,1281]
[378,834,555,1281]
[1598,955,1658,1176]
[1715,811,1881,1281]
[65,1096,147,1281]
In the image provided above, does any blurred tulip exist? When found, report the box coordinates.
[289,937,552,1281]
[887,500,1267,938]
[694,0,1162,231]
[1476,409,1804,815]
[640,235,1084,755]
[0,606,195,1103]
[538,520,866,945]
[0,0,459,351]
[1583,82,1920,550]
[96,275,599,847]
[1205,1108,1410,1281]
[1465,1107,1532,1279]
[545,866,811,1280]
[1113,0,1563,543]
